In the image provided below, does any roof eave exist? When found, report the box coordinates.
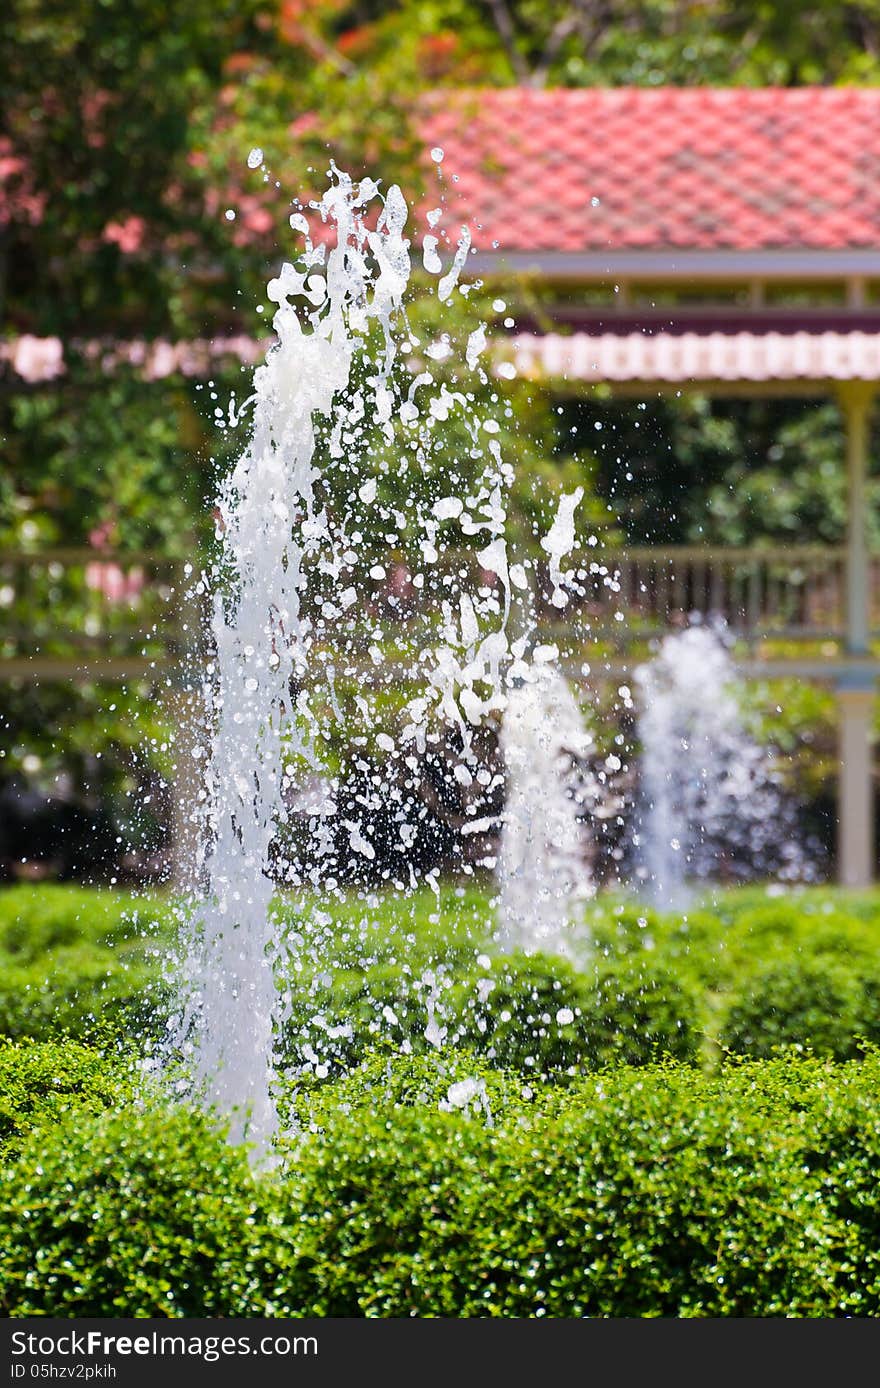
[469,249,880,280]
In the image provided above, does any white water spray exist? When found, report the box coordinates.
[635,622,805,907]
[171,169,519,1149]
[497,663,594,956]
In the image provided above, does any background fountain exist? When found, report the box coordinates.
[634,621,807,907]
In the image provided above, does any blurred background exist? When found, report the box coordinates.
[4,0,880,886]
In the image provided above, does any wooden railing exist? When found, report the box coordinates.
[0,543,875,679]
[0,549,194,677]
[535,544,862,644]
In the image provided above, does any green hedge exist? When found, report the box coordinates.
[0,1037,130,1161]
[0,885,173,958]
[0,886,171,1043]
[6,1050,880,1316]
[454,952,699,1072]
[5,882,880,1066]
[276,1055,853,1317]
[281,950,700,1077]
[0,1101,295,1317]
[277,888,880,1072]
[718,957,880,1060]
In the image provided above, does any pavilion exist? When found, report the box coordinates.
[420,86,880,886]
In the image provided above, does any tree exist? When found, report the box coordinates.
[0,0,273,336]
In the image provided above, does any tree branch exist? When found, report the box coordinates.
[295,24,357,78]
[484,0,530,82]
[531,12,582,87]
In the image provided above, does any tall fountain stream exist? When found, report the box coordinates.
[169,167,590,1148]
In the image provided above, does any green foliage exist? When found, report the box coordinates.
[273,1051,880,1316]
[0,942,164,1043]
[0,1036,128,1161]
[454,951,698,1072]
[0,886,172,1042]
[803,1069,880,1315]
[718,958,880,1060]
[558,394,880,549]
[1,0,270,336]
[8,881,880,1069]
[0,884,173,957]
[227,1,880,116]
[584,960,699,1065]
[1,376,205,551]
[0,680,170,847]
[0,1101,297,1317]
[456,949,590,1072]
[11,1051,880,1316]
[10,882,880,1315]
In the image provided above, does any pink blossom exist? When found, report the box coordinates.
[143,340,178,380]
[80,89,113,122]
[2,333,277,383]
[85,562,145,604]
[243,205,273,234]
[88,521,116,550]
[102,215,146,253]
[11,335,64,383]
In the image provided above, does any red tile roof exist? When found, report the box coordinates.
[418,88,880,252]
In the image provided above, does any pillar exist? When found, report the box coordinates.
[836,677,875,887]
[840,382,873,656]
[836,383,876,885]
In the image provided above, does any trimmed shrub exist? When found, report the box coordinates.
[0,885,171,959]
[0,1038,128,1160]
[276,1055,854,1317]
[455,950,590,1073]
[0,1103,296,1317]
[7,880,880,1067]
[8,1054,880,1316]
[280,960,460,1075]
[718,958,873,1060]
[802,1066,880,1315]
[455,953,699,1073]
[282,952,699,1080]
[0,943,165,1042]
[0,886,171,1045]
[582,961,700,1065]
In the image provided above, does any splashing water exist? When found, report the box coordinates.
[170,169,520,1149]
[497,663,594,957]
[634,622,805,908]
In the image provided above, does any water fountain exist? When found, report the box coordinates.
[496,662,594,957]
[634,621,805,907]
[170,166,528,1148]
[169,165,809,1152]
